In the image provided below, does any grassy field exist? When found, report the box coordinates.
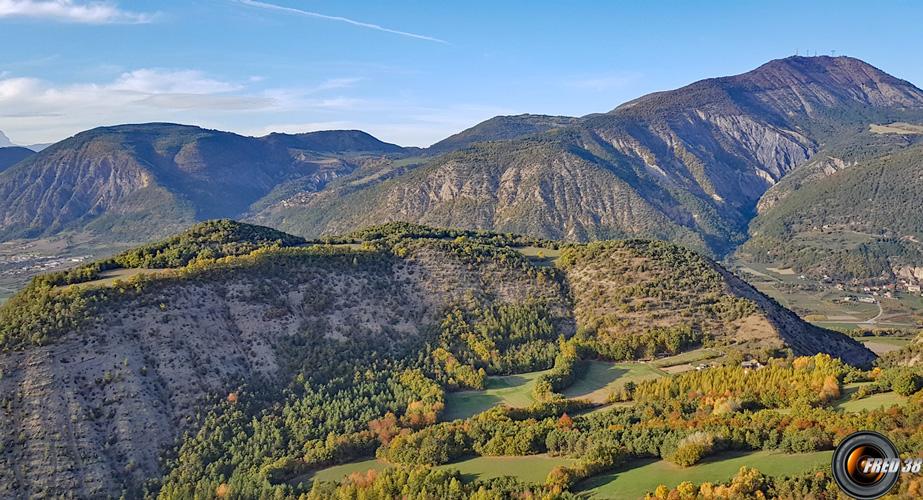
[516,246,561,267]
[857,335,916,347]
[871,122,923,135]
[653,348,723,368]
[299,454,578,485]
[440,455,578,483]
[298,458,388,484]
[71,268,170,288]
[444,361,665,419]
[835,391,906,412]
[443,370,550,420]
[859,335,915,355]
[562,361,664,403]
[578,450,832,499]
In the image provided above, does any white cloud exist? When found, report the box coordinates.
[0,70,505,148]
[235,0,447,44]
[0,0,155,24]
[110,69,243,94]
[0,69,277,142]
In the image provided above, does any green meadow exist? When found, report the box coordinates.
[301,454,578,485]
[578,450,833,499]
[562,361,664,403]
[443,370,550,420]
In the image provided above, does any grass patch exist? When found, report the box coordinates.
[515,246,561,267]
[578,450,832,499]
[298,458,388,484]
[653,348,722,368]
[302,454,578,485]
[834,391,906,413]
[70,268,171,288]
[870,122,923,135]
[440,454,579,484]
[858,336,916,347]
[443,370,550,420]
[562,361,664,403]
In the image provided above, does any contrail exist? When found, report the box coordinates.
[235,0,448,44]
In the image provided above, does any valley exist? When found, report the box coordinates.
[730,254,923,333]
[0,221,898,498]
[0,51,922,499]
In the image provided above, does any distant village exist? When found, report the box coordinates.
[0,252,90,278]
[813,273,923,303]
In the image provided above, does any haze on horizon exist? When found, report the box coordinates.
[1,0,922,147]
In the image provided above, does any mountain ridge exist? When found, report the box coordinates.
[254,56,923,256]
[0,146,34,172]
[0,123,411,242]
[2,56,923,264]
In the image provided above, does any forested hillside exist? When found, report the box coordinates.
[740,134,923,280]
[0,222,874,497]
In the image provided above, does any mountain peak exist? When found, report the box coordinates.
[261,129,405,153]
[612,55,923,119]
[426,113,578,154]
[0,130,14,148]
[742,55,920,89]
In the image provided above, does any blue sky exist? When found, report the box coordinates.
[1,0,922,146]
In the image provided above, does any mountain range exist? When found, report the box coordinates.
[0,129,53,152]
[1,56,922,279]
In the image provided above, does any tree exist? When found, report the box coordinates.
[892,370,922,396]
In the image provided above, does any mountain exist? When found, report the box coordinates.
[424,114,579,154]
[261,129,405,154]
[252,56,923,254]
[879,330,923,367]
[0,130,52,151]
[0,146,33,172]
[738,125,923,280]
[0,222,874,496]
[3,56,923,263]
[0,123,408,243]
[0,130,14,148]
[25,142,53,152]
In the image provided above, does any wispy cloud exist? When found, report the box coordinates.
[0,0,155,24]
[0,69,270,111]
[0,69,379,143]
[235,0,448,44]
[110,69,242,94]
[0,69,274,142]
